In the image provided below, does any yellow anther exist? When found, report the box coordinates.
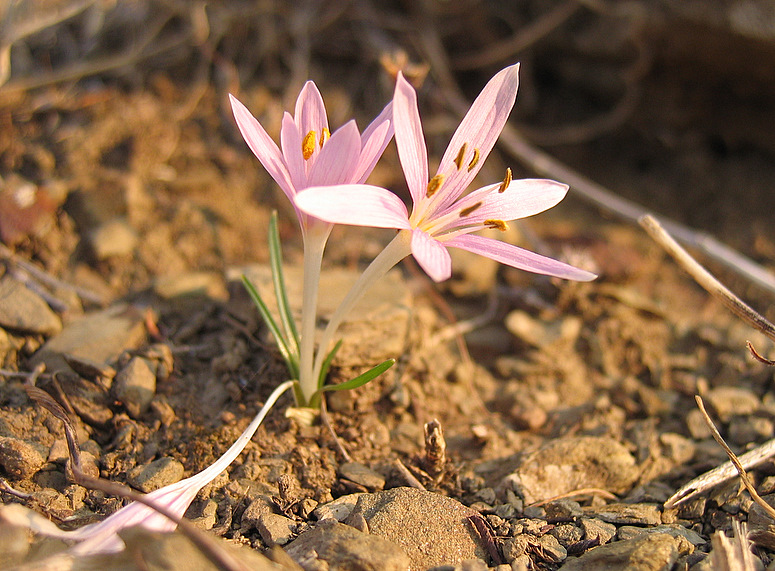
[459,201,483,217]
[467,148,480,172]
[320,127,330,147]
[426,174,445,197]
[454,143,468,170]
[302,131,317,160]
[484,219,508,231]
[498,168,512,193]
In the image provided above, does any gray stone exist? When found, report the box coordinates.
[351,487,485,570]
[537,533,567,563]
[338,462,386,490]
[258,513,296,546]
[0,436,47,479]
[112,356,157,418]
[579,518,616,544]
[30,304,146,374]
[128,457,184,493]
[592,503,662,526]
[502,534,529,562]
[284,520,410,571]
[559,533,680,571]
[550,524,584,547]
[0,276,61,335]
[545,500,583,520]
[505,437,639,504]
[616,525,705,547]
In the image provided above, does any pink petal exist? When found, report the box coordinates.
[295,185,411,229]
[411,228,452,282]
[353,101,394,183]
[294,81,329,138]
[394,73,429,206]
[446,233,596,281]
[308,120,362,186]
[280,111,307,191]
[229,94,295,199]
[446,179,569,227]
[434,64,520,212]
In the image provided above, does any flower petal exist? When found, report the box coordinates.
[394,73,429,206]
[353,101,394,183]
[280,112,307,191]
[295,184,411,229]
[294,81,329,137]
[229,94,295,199]
[433,64,520,212]
[308,120,362,186]
[411,228,452,282]
[446,233,597,281]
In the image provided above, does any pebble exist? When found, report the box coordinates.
[616,524,704,548]
[284,519,410,571]
[88,218,138,259]
[0,276,61,335]
[351,487,485,569]
[728,416,773,446]
[0,435,48,479]
[545,499,583,520]
[537,533,567,563]
[558,533,680,571]
[30,304,146,374]
[112,356,157,418]
[257,513,296,546]
[505,436,639,504]
[705,386,760,422]
[579,518,617,544]
[592,503,662,526]
[153,271,228,302]
[338,462,386,491]
[550,523,584,547]
[127,457,184,492]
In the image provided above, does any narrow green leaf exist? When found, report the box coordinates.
[241,274,299,378]
[310,359,395,409]
[268,211,300,353]
[317,339,343,390]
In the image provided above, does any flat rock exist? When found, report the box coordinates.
[505,437,639,504]
[284,519,410,571]
[0,436,47,479]
[312,493,363,522]
[257,513,296,546]
[591,503,662,526]
[350,487,486,570]
[559,533,680,571]
[30,304,146,374]
[233,265,412,364]
[112,356,157,418]
[338,462,385,490]
[128,457,184,493]
[0,276,61,335]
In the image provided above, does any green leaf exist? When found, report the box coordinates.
[241,274,299,378]
[308,359,395,408]
[317,339,343,390]
[268,211,300,353]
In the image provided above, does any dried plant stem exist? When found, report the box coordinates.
[693,395,775,522]
[393,459,426,491]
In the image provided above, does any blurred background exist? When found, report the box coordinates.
[1,0,774,299]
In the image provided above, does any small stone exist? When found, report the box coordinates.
[338,462,386,490]
[728,416,774,446]
[240,495,276,529]
[187,499,218,530]
[685,409,713,440]
[257,513,296,546]
[579,518,616,544]
[502,534,529,561]
[659,433,696,465]
[706,386,760,422]
[559,533,680,571]
[284,520,410,571]
[537,533,567,563]
[128,457,184,493]
[0,436,47,479]
[592,503,662,526]
[89,218,138,259]
[313,493,364,522]
[112,356,157,418]
[545,499,583,520]
[153,271,228,302]
[550,524,584,547]
[0,276,61,335]
[616,524,704,549]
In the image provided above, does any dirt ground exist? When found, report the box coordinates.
[2,2,775,570]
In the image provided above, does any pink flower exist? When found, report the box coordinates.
[295,64,596,283]
[229,83,393,230]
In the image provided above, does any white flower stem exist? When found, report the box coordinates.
[311,231,411,384]
[298,231,328,404]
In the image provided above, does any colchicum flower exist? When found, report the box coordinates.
[295,63,595,382]
[230,83,393,404]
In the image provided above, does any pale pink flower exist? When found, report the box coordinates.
[229,83,393,230]
[295,64,596,283]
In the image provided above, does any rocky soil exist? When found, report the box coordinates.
[2,2,775,570]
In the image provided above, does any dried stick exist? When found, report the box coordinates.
[412,24,775,296]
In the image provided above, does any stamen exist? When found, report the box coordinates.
[320,127,330,148]
[484,219,508,231]
[454,143,468,170]
[302,131,317,160]
[459,201,483,217]
[426,174,445,197]
[498,168,512,193]
[467,148,480,172]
